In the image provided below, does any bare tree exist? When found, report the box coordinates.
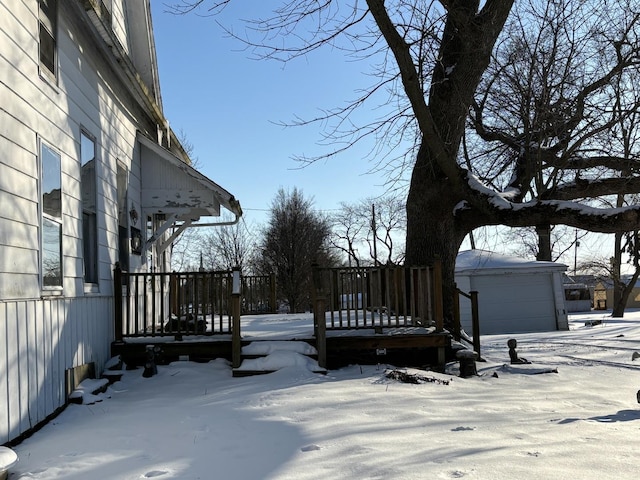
[368,196,406,265]
[602,66,640,317]
[330,195,406,266]
[470,0,640,259]
[499,226,587,266]
[170,229,202,271]
[170,219,257,273]
[171,0,640,323]
[329,201,366,267]
[199,218,256,272]
[174,128,202,169]
[259,188,335,313]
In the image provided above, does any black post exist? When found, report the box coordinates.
[470,290,481,359]
[452,285,461,341]
[114,263,123,342]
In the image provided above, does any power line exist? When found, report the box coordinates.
[243,207,342,213]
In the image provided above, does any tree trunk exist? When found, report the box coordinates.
[405,145,467,326]
[536,224,552,261]
[613,266,640,318]
[611,231,640,318]
[398,1,514,329]
[612,231,623,316]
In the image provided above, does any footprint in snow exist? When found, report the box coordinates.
[446,470,467,478]
[143,470,169,478]
[300,444,321,452]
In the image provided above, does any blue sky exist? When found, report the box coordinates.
[150,3,399,227]
[148,3,616,268]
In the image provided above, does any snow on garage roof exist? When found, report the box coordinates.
[456,249,568,275]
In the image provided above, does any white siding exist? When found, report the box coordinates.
[0,297,113,443]
[473,273,557,334]
[0,0,160,444]
[455,271,566,335]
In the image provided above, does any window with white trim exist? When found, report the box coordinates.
[39,0,57,79]
[41,142,62,288]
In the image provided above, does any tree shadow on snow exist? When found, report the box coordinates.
[558,409,640,424]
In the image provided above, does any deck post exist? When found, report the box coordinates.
[470,290,481,358]
[452,285,461,341]
[231,268,242,368]
[433,260,444,331]
[269,273,277,313]
[114,263,123,341]
[170,272,178,317]
[314,295,327,369]
[312,264,327,369]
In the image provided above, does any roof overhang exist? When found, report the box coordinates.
[138,132,242,253]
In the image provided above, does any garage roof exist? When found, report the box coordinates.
[456,250,568,275]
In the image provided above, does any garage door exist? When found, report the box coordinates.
[470,273,557,334]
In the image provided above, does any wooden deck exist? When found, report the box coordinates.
[111,317,452,371]
[111,263,457,373]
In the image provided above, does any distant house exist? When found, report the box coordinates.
[593,276,640,311]
[563,275,593,312]
[455,250,569,335]
[0,1,241,444]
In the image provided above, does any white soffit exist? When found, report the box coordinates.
[138,132,242,220]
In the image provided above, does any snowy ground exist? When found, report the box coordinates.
[8,309,640,479]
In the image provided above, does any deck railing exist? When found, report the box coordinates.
[113,266,277,340]
[312,262,444,369]
[241,273,277,314]
[453,287,481,358]
[113,263,450,370]
[312,262,444,331]
[114,265,235,340]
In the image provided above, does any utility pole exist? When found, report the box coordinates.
[574,228,580,275]
[371,204,378,266]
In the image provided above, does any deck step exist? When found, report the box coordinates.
[233,368,327,378]
[232,340,325,377]
[68,378,110,404]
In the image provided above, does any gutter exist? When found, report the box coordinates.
[78,0,174,149]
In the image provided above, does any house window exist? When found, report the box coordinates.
[81,131,98,283]
[39,0,57,78]
[41,142,62,288]
[116,162,129,271]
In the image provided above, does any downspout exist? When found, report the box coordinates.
[154,212,242,256]
[185,212,242,229]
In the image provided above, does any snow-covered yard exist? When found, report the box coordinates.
[8,310,640,479]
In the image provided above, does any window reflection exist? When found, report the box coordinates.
[41,142,62,288]
[42,144,61,218]
[81,131,98,283]
[42,217,62,286]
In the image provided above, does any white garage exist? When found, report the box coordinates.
[455,250,569,335]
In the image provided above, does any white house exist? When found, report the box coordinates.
[455,250,568,335]
[0,0,241,444]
